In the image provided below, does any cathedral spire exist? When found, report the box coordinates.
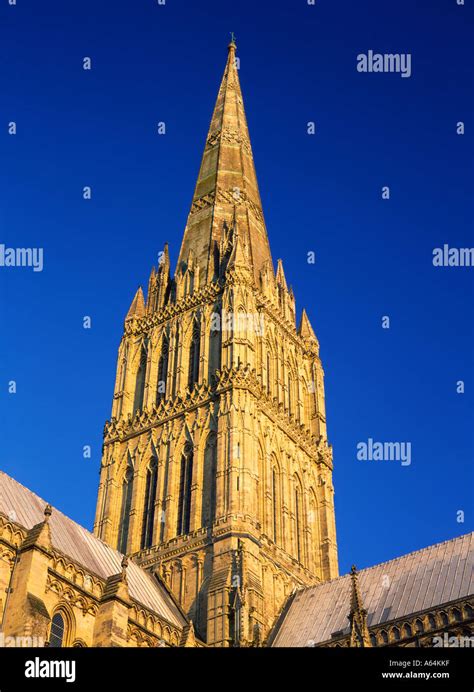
[177,39,273,284]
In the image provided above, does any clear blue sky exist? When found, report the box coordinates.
[1,0,472,575]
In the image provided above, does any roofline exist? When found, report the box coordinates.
[297,531,474,594]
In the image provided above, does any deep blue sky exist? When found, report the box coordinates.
[1,0,472,575]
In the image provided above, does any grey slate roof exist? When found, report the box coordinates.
[0,471,186,629]
[271,532,474,647]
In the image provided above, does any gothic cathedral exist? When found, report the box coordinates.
[93,40,339,646]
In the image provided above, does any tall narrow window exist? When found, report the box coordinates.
[202,433,217,526]
[118,467,133,553]
[266,352,271,395]
[156,336,169,403]
[133,345,147,414]
[208,313,221,383]
[295,487,302,563]
[272,468,278,542]
[177,444,193,535]
[308,492,318,570]
[186,270,195,295]
[172,325,179,397]
[188,321,200,388]
[141,458,158,549]
[304,380,312,427]
[287,374,293,414]
[49,613,66,648]
[312,364,318,417]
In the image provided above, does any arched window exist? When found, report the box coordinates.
[170,325,180,398]
[156,337,169,403]
[141,458,158,549]
[266,351,272,396]
[118,466,133,553]
[464,604,474,620]
[440,612,449,627]
[202,434,217,526]
[303,379,312,427]
[391,626,400,641]
[133,344,147,414]
[294,482,303,563]
[308,491,318,570]
[177,444,193,535]
[116,353,127,418]
[185,268,194,295]
[188,321,200,388]
[415,618,424,633]
[49,612,66,648]
[287,374,293,414]
[257,446,265,524]
[451,608,462,622]
[428,614,437,630]
[403,623,412,638]
[311,364,318,418]
[272,468,278,543]
[369,633,377,647]
[208,312,221,383]
[380,630,388,644]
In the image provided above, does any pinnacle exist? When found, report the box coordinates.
[125,286,146,321]
[276,259,288,290]
[298,309,318,342]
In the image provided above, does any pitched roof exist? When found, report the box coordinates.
[0,471,187,629]
[270,532,474,647]
[177,41,273,284]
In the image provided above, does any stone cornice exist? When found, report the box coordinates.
[123,271,320,372]
[124,282,221,336]
[104,382,215,444]
[104,364,332,470]
[255,291,320,359]
[46,572,99,616]
[133,527,211,567]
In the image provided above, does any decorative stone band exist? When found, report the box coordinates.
[124,283,221,336]
[124,282,318,363]
[187,187,265,227]
[103,364,333,471]
[206,127,253,157]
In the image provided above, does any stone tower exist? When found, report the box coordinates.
[94,40,338,646]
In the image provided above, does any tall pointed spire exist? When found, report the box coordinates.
[177,39,273,284]
[348,565,372,647]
